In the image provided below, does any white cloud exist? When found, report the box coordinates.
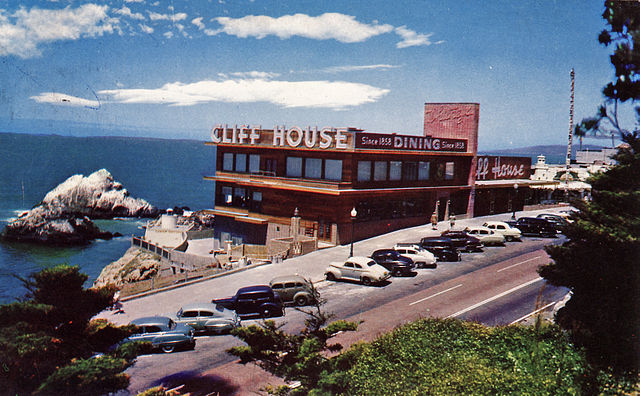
[139,23,153,34]
[213,13,393,43]
[97,77,389,109]
[0,4,117,58]
[394,26,438,48]
[115,6,144,21]
[218,71,281,79]
[192,17,204,30]
[148,11,187,22]
[322,64,401,73]
[163,31,173,39]
[30,92,100,108]
[125,0,145,3]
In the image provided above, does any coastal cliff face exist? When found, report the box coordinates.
[94,247,161,288]
[1,169,159,246]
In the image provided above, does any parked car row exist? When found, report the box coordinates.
[125,274,319,353]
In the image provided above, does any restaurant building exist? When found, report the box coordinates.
[204,103,539,246]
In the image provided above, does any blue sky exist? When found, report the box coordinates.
[0,1,614,150]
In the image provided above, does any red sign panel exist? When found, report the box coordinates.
[355,132,467,152]
[475,156,531,180]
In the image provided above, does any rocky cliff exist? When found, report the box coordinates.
[94,247,161,288]
[1,169,159,245]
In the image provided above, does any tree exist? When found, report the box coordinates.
[227,282,357,395]
[0,265,143,395]
[539,2,640,374]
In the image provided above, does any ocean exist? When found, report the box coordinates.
[0,132,215,303]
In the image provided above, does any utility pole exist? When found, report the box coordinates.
[565,68,575,202]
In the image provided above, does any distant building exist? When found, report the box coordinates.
[575,147,617,165]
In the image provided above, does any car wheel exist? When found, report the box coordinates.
[161,345,175,353]
[392,269,401,277]
[326,272,336,281]
[295,295,308,306]
[505,236,513,242]
[362,277,372,286]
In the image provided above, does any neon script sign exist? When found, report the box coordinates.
[210,124,350,150]
[475,156,530,180]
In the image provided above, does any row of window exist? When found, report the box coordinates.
[221,152,455,183]
[219,186,262,212]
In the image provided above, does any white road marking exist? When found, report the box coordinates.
[446,277,544,318]
[496,256,545,273]
[409,284,463,306]
[509,301,558,324]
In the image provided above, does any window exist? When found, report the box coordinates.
[200,311,213,317]
[182,311,198,318]
[235,153,247,172]
[234,188,246,207]
[305,158,322,179]
[418,161,430,180]
[390,161,402,181]
[252,191,262,202]
[445,161,455,180]
[404,161,418,181]
[357,161,371,181]
[374,161,387,181]
[286,157,302,177]
[222,153,234,171]
[344,262,354,268]
[325,159,342,181]
[265,158,277,175]
[271,284,284,290]
[249,154,260,173]
[221,186,232,205]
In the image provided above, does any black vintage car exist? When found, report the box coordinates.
[419,236,461,262]
[508,217,557,237]
[212,285,285,319]
[440,230,484,252]
[370,249,415,276]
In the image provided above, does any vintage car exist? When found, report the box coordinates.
[392,244,437,268]
[440,230,484,252]
[212,285,285,319]
[419,236,461,262]
[174,302,240,334]
[482,221,522,242]
[537,213,570,231]
[465,226,506,246]
[270,274,318,306]
[370,249,415,276]
[325,256,391,286]
[507,217,557,237]
[126,316,195,353]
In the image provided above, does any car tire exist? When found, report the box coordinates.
[326,272,336,281]
[161,345,175,353]
[392,269,401,277]
[295,295,308,306]
[505,236,513,242]
[362,277,372,286]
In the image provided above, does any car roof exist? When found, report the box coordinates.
[421,236,453,242]
[484,221,509,226]
[179,302,221,312]
[347,256,377,266]
[269,274,308,285]
[130,316,172,327]
[466,225,492,231]
[237,285,273,293]
[372,249,396,254]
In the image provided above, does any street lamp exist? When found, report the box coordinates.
[349,207,357,257]
[511,183,519,219]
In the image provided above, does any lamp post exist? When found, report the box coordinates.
[511,183,519,220]
[349,207,357,257]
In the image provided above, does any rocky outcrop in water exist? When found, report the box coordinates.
[1,169,158,246]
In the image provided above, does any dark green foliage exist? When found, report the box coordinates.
[310,318,623,396]
[540,136,640,374]
[0,265,140,395]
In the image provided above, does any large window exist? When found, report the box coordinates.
[249,154,260,173]
[374,161,387,181]
[286,157,303,177]
[404,161,418,181]
[325,159,342,181]
[305,158,322,179]
[221,186,232,205]
[445,161,455,180]
[389,161,402,181]
[418,161,430,180]
[357,161,371,181]
[222,153,234,171]
[233,187,246,207]
[235,153,247,172]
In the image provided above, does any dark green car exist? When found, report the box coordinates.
[269,275,318,306]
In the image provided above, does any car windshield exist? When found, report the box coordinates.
[367,260,378,266]
[168,319,176,329]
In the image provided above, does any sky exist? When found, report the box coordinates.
[0,0,617,150]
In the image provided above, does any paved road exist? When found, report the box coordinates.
[99,207,572,394]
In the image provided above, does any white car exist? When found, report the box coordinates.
[393,244,437,268]
[482,221,522,242]
[325,256,391,286]
[465,226,505,246]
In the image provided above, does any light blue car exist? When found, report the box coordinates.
[127,316,195,353]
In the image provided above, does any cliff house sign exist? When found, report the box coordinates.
[210,124,467,153]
